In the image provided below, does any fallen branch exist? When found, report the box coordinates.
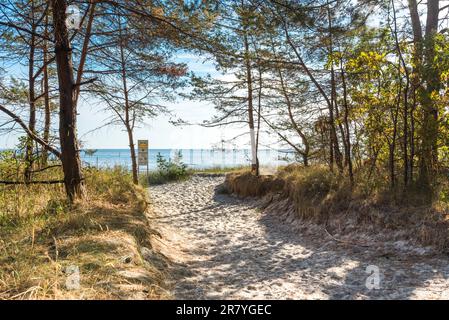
[0,180,64,185]
[324,225,371,248]
[0,105,61,159]
[30,164,62,173]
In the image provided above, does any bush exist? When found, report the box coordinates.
[143,151,190,185]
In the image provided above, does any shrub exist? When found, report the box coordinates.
[143,151,190,185]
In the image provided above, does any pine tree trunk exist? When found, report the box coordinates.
[243,32,258,175]
[127,126,139,185]
[118,17,138,184]
[52,0,85,201]
[25,4,36,183]
[418,0,439,192]
[42,15,50,167]
[340,62,354,186]
[408,0,440,195]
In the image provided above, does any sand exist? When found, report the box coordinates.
[148,175,449,300]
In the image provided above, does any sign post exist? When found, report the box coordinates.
[137,140,149,175]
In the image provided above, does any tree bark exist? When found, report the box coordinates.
[42,13,51,167]
[418,0,440,191]
[407,0,440,193]
[255,58,263,172]
[339,62,353,185]
[389,75,402,189]
[51,0,85,201]
[276,65,310,166]
[243,31,258,175]
[327,3,344,173]
[280,14,341,170]
[392,0,410,188]
[74,0,96,106]
[118,16,138,184]
[127,125,138,185]
[25,1,37,183]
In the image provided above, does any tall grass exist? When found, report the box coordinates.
[0,166,170,299]
[224,164,449,250]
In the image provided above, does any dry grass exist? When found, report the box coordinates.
[0,167,172,300]
[193,165,249,175]
[224,169,285,197]
[224,165,449,251]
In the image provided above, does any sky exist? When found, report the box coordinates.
[0,53,252,150]
[77,53,280,150]
[77,53,233,149]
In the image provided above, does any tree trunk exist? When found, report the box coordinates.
[389,142,396,189]
[277,65,310,166]
[127,125,138,185]
[339,62,354,186]
[52,0,85,201]
[74,1,96,106]
[391,0,411,189]
[408,0,440,194]
[42,14,51,167]
[25,3,36,183]
[389,80,402,189]
[303,154,309,167]
[243,32,258,175]
[407,0,422,185]
[255,59,263,173]
[329,128,334,171]
[281,8,339,170]
[329,75,343,172]
[327,3,343,173]
[418,0,440,192]
[118,16,138,184]
[410,93,416,181]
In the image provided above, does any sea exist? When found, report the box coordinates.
[80,148,293,171]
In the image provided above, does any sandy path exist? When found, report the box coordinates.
[149,175,449,300]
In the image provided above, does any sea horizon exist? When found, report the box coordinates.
[1,147,294,170]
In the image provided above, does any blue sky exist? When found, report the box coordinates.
[1,53,249,149]
[77,53,231,149]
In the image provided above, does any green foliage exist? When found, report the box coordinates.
[83,149,98,157]
[143,151,190,185]
[0,150,20,178]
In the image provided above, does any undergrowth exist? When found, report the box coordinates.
[225,164,449,251]
[0,166,170,299]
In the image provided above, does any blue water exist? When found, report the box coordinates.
[81,149,292,171]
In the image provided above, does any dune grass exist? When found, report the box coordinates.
[193,165,249,175]
[141,165,249,186]
[224,164,449,251]
[0,166,171,300]
[141,169,191,186]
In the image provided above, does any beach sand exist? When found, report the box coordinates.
[148,175,449,299]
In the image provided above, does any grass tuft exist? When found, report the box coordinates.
[224,164,449,251]
[0,166,171,300]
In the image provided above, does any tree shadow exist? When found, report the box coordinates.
[156,181,449,300]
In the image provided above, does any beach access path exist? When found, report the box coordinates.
[148,175,449,299]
